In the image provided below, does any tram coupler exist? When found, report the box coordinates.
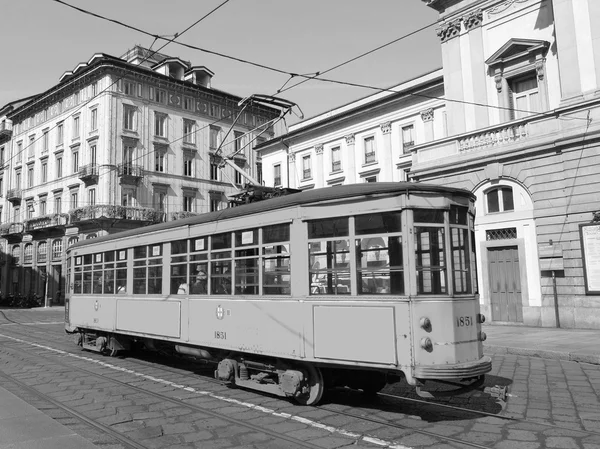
[485,385,508,401]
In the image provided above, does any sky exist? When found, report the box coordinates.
[0,0,442,123]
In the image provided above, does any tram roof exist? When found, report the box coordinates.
[69,182,474,250]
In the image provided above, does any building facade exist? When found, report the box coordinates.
[257,0,600,329]
[0,46,278,306]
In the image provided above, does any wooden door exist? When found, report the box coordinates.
[488,246,522,322]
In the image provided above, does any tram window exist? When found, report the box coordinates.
[308,217,349,239]
[211,260,231,294]
[355,212,401,235]
[450,206,468,225]
[212,232,231,250]
[190,262,207,294]
[93,269,103,294]
[83,267,92,294]
[172,239,187,255]
[73,266,82,294]
[103,264,115,294]
[415,227,447,294]
[413,209,444,224]
[83,254,93,265]
[263,244,290,295]
[133,244,163,294]
[263,223,290,243]
[309,239,351,295]
[235,229,258,247]
[171,264,187,294]
[451,227,472,294]
[356,236,404,295]
[191,237,207,252]
[116,263,127,293]
[104,251,115,262]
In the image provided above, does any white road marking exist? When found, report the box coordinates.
[0,333,414,449]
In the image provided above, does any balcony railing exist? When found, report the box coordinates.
[0,120,12,140]
[7,188,22,203]
[402,141,415,153]
[24,214,69,233]
[331,160,341,172]
[69,205,166,224]
[79,163,99,183]
[302,168,312,179]
[458,123,528,152]
[117,163,144,184]
[0,222,24,237]
[365,151,376,164]
[170,211,200,221]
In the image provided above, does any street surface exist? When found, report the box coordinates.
[1,308,600,449]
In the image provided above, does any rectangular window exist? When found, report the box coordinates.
[154,191,166,212]
[183,119,195,144]
[154,113,166,137]
[331,146,341,172]
[73,116,80,139]
[183,96,194,111]
[308,217,350,295]
[155,150,165,172]
[56,155,63,178]
[183,154,194,177]
[263,223,291,295]
[71,191,78,209]
[88,189,96,206]
[27,166,34,188]
[154,89,166,104]
[42,130,49,152]
[210,157,219,181]
[55,197,62,214]
[402,125,414,153]
[274,164,281,187]
[209,126,219,151]
[234,131,243,154]
[72,151,79,174]
[16,141,23,163]
[256,162,263,185]
[90,109,98,131]
[40,199,47,216]
[234,161,244,185]
[123,81,136,96]
[90,144,97,166]
[123,106,136,131]
[28,136,35,158]
[0,146,4,166]
[302,155,311,180]
[91,81,98,97]
[183,194,194,212]
[57,123,64,145]
[364,136,376,164]
[511,73,540,119]
[414,209,447,295]
[211,232,232,295]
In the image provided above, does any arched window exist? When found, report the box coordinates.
[52,239,63,259]
[67,237,79,247]
[486,187,514,214]
[11,245,20,265]
[86,233,97,240]
[37,241,47,263]
[24,244,33,264]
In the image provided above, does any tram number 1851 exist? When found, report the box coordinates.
[456,316,473,327]
[214,331,227,340]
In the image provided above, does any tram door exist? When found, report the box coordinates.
[488,246,522,322]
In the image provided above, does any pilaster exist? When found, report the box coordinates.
[379,122,393,181]
[420,109,435,142]
[345,134,356,184]
[288,151,296,189]
[315,144,324,188]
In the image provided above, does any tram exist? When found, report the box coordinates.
[65,182,491,405]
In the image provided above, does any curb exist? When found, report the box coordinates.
[484,345,600,365]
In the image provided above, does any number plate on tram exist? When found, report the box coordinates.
[456,316,473,327]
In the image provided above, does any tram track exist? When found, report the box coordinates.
[1,323,598,449]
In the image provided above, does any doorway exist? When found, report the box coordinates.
[488,246,522,322]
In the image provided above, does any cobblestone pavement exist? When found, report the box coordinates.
[1,308,600,449]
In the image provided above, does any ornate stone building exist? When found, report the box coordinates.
[257,0,600,329]
[0,46,278,305]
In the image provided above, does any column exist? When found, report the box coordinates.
[464,10,489,129]
[420,109,434,142]
[314,144,324,188]
[551,0,583,100]
[345,134,356,184]
[438,19,466,135]
[379,122,393,181]
[287,152,296,189]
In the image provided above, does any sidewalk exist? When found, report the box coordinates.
[483,324,600,365]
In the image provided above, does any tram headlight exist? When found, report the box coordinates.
[419,317,432,332]
[478,331,487,342]
[478,313,486,324]
[420,337,433,352]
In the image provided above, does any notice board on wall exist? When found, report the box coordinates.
[580,223,600,295]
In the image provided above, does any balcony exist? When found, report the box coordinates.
[7,188,22,203]
[0,120,12,141]
[170,211,200,221]
[78,163,99,184]
[117,163,144,185]
[0,222,25,240]
[69,205,166,225]
[24,214,69,234]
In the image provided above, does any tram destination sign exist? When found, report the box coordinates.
[580,223,600,295]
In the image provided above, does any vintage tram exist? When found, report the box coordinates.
[65,182,491,405]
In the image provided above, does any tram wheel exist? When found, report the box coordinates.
[296,364,324,406]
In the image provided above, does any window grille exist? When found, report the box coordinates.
[486,227,517,241]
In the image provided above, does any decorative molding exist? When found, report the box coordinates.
[494,73,503,93]
[463,10,483,31]
[420,108,434,122]
[436,19,462,42]
[535,58,546,80]
[288,152,296,162]
[487,0,530,18]
[345,134,355,145]
[315,144,324,154]
[380,122,392,134]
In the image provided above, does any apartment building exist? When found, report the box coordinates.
[0,45,279,305]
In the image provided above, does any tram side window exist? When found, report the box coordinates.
[355,212,404,295]
[116,250,127,293]
[415,219,446,294]
[189,237,208,294]
[211,232,232,295]
[171,239,188,294]
[235,229,259,295]
[263,223,290,295]
[308,217,350,295]
[73,256,83,294]
[450,206,472,294]
[133,244,163,294]
[82,254,93,294]
[92,253,103,294]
